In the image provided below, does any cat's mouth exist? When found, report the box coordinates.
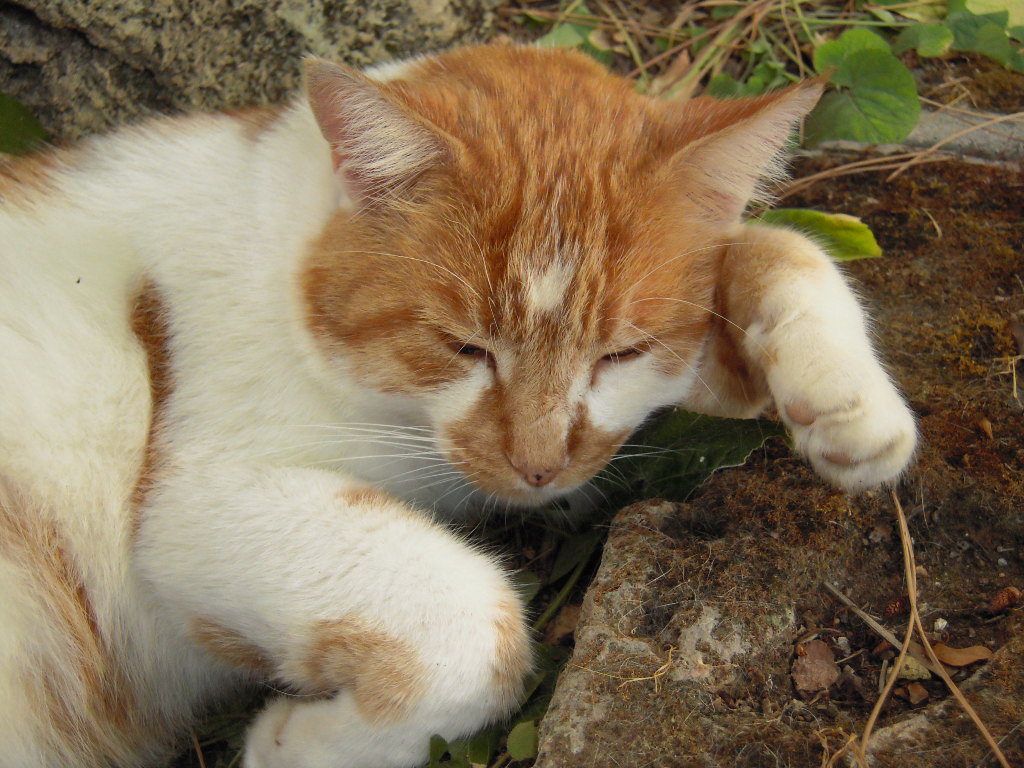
[440,437,625,511]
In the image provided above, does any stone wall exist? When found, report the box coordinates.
[0,0,498,141]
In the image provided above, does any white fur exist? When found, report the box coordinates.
[525,259,573,315]
[0,96,522,768]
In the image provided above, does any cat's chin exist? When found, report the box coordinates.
[469,481,600,516]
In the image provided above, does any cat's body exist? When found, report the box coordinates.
[0,45,915,768]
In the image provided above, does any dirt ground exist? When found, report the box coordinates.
[535,155,1024,768]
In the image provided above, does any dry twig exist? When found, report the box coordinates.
[191,730,208,768]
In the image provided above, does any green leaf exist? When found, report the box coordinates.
[428,735,449,766]
[603,410,786,502]
[894,22,955,57]
[537,21,589,49]
[868,7,897,24]
[520,642,570,705]
[758,209,883,262]
[444,740,471,768]
[506,720,539,761]
[548,529,605,583]
[966,0,1022,28]
[466,725,502,765]
[707,73,751,98]
[806,47,920,145]
[0,93,48,156]
[875,0,946,21]
[707,66,787,99]
[947,9,1013,64]
[512,570,542,604]
[814,28,891,73]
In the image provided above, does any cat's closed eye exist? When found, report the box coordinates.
[601,347,644,363]
[449,341,491,362]
[454,343,487,357]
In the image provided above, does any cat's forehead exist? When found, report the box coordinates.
[385,47,717,343]
[396,47,665,182]
[435,198,710,352]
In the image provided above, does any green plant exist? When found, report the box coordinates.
[0,92,47,156]
[514,0,1023,149]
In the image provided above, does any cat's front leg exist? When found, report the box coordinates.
[136,463,531,768]
[694,223,916,491]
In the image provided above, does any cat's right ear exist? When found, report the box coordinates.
[304,58,447,202]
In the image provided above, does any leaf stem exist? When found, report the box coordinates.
[533,556,591,633]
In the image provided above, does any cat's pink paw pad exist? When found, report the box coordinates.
[784,401,816,426]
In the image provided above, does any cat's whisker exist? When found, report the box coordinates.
[262,438,440,456]
[608,450,688,461]
[303,451,448,467]
[296,422,434,432]
[295,424,436,438]
[389,464,466,484]
[383,466,464,486]
[595,460,632,486]
[413,475,471,495]
[592,466,629,492]
[437,211,493,298]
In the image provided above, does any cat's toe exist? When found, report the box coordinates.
[783,386,917,493]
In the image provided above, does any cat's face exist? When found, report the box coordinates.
[302,45,820,507]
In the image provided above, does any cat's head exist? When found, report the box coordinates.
[301,45,820,508]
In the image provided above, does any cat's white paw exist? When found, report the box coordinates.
[243,695,425,768]
[768,346,917,492]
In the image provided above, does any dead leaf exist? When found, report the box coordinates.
[974,417,993,440]
[906,681,929,705]
[544,604,581,645]
[792,639,840,692]
[931,642,994,667]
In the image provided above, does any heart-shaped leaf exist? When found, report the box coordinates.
[806,42,919,145]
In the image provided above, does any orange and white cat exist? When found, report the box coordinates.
[0,44,915,768]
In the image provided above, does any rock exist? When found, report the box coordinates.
[905,107,1024,161]
[0,0,500,141]
[535,498,812,768]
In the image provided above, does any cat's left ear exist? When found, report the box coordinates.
[664,80,824,221]
[304,57,449,201]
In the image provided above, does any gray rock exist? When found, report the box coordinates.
[0,0,500,141]
[906,107,1024,161]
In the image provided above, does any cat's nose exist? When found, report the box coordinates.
[507,455,563,488]
[521,466,557,488]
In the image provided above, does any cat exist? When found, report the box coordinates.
[0,43,916,768]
